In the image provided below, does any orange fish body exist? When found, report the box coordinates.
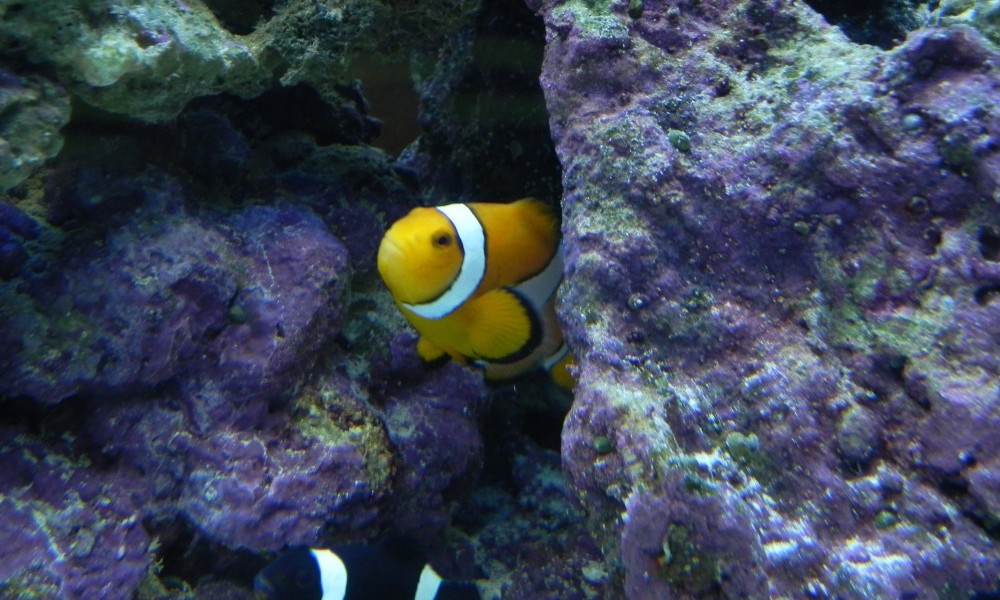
[377,199,574,388]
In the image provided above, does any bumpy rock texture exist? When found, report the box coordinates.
[0,92,494,599]
[0,0,583,594]
[4,0,1000,597]
[0,68,69,192]
[3,176,349,405]
[540,0,1000,596]
[0,0,478,122]
[938,0,1000,46]
[0,0,481,193]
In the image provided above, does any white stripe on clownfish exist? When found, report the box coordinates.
[414,564,444,600]
[401,203,486,320]
[540,342,569,372]
[479,241,563,365]
[311,548,348,600]
[512,242,564,311]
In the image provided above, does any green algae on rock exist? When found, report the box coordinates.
[0,70,69,193]
[540,0,1000,593]
[1,0,270,120]
[0,0,480,122]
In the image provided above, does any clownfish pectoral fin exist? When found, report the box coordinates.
[466,288,538,361]
[417,336,450,368]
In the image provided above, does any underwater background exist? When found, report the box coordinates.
[1,0,999,598]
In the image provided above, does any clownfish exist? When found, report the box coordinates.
[377,198,574,388]
[253,543,481,600]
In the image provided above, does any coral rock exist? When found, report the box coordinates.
[539,0,1000,595]
[0,68,69,193]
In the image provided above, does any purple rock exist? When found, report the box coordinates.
[459,437,604,598]
[538,0,1000,595]
[0,72,516,590]
[0,165,396,593]
[178,425,378,550]
[177,109,254,185]
[375,333,489,538]
[0,200,40,240]
[2,169,349,407]
[1,197,44,281]
[621,472,768,599]
[0,422,151,599]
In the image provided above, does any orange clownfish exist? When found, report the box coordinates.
[377,198,574,388]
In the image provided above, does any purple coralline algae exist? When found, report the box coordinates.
[0,153,488,596]
[539,0,1000,596]
[0,426,151,598]
[374,333,490,537]
[4,0,1000,596]
[2,170,349,406]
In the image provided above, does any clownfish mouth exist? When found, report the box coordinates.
[377,236,403,265]
[376,238,408,294]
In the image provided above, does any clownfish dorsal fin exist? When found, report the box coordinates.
[511,197,558,234]
[465,288,535,360]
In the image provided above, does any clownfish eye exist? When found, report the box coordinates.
[432,232,453,248]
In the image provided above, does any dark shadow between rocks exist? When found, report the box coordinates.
[802,0,930,49]
[202,0,278,36]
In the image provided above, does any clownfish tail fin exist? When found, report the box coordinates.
[512,197,559,237]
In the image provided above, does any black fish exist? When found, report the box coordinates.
[254,542,481,600]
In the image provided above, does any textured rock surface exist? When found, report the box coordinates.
[2,170,350,405]
[1,0,269,121]
[0,423,152,598]
[938,0,1000,46]
[376,333,491,537]
[0,0,566,597]
[540,0,1000,596]
[0,101,489,596]
[0,68,69,193]
[5,0,1000,597]
[0,0,480,194]
[465,439,603,598]
[0,0,478,122]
